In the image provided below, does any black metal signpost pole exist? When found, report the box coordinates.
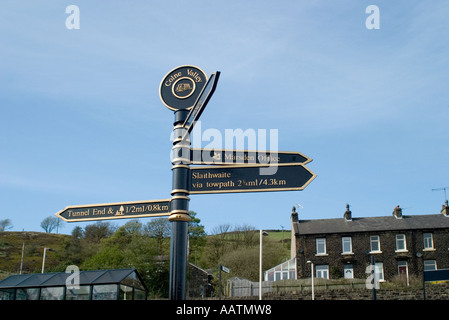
[169,109,191,300]
[162,67,219,300]
[159,65,208,300]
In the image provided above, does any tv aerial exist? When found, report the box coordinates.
[432,186,449,202]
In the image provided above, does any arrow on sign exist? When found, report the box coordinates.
[190,164,316,194]
[55,199,171,222]
[190,149,312,165]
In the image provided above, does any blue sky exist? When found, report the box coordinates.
[1,1,448,234]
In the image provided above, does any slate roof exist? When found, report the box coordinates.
[0,268,147,291]
[294,214,449,235]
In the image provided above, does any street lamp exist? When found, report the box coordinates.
[41,248,54,273]
[259,230,269,300]
[306,260,314,300]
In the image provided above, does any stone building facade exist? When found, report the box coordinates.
[291,202,449,283]
[187,263,213,298]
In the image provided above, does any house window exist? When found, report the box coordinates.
[370,236,381,253]
[424,260,437,271]
[375,262,384,282]
[395,234,407,252]
[423,233,434,250]
[342,237,353,254]
[344,264,354,279]
[315,265,329,279]
[316,238,326,255]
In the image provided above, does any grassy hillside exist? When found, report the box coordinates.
[0,229,291,282]
[0,231,71,280]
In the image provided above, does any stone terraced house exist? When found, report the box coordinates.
[290,202,449,283]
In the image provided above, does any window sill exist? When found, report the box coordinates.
[315,253,328,257]
[395,250,408,253]
[341,252,354,256]
[423,248,436,252]
[369,251,382,254]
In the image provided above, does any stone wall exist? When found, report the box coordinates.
[262,283,449,300]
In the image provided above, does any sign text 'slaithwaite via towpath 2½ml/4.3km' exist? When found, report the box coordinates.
[190,163,315,194]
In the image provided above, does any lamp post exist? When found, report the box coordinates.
[416,252,426,300]
[306,260,314,300]
[259,230,268,300]
[19,242,25,274]
[41,248,54,273]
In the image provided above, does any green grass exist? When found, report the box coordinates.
[264,230,291,242]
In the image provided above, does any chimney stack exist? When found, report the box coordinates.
[344,203,352,221]
[393,205,402,219]
[441,200,449,217]
[291,206,298,223]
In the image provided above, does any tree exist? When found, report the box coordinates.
[188,211,206,239]
[0,219,13,232]
[230,224,257,248]
[119,219,143,236]
[188,211,207,264]
[40,216,60,233]
[84,222,116,243]
[144,218,171,254]
[203,224,232,266]
[71,226,84,239]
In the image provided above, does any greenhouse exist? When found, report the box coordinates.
[0,268,147,300]
[264,257,297,281]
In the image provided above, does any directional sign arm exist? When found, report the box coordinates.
[190,149,311,165]
[55,199,171,222]
[221,265,230,273]
[182,71,220,140]
[189,164,316,194]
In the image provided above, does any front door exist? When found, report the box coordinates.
[344,264,354,279]
[398,261,409,286]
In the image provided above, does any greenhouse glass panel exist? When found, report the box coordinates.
[40,287,64,300]
[66,285,90,300]
[16,288,39,300]
[92,284,118,300]
[0,289,15,300]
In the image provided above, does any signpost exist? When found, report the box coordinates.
[55,65,316,301]
[55,199,171,222]
[221,265,230,274]
[218,264,230,300]
[190,164,315,194]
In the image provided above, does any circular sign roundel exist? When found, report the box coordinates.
[159,65,208,111]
